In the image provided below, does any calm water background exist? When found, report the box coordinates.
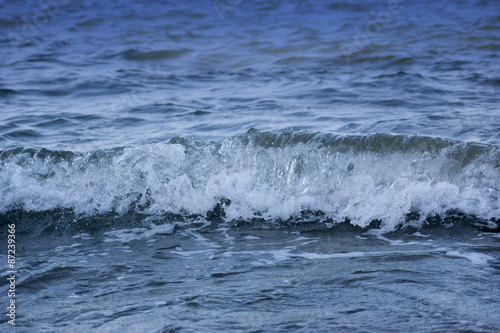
[1,0,500,332]
[1,0,500,149]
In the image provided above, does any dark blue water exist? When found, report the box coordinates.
[1,0,500,331]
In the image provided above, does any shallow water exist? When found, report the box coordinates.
[1,0,500,331]
[3,213,500,332]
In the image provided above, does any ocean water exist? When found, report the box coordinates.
[1,0,500,331]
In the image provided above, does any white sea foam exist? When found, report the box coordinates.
[103,223,175,243]
[72,233,93,240]
[410,232,430,238]
[445,251,494,266]
[242,235,261,240]
[1,132,499,230]
[54,243,82,252]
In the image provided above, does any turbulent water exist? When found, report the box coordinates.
[1,0,500,332]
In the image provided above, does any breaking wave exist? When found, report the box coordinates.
[1,129,499,230]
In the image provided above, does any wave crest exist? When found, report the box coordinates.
[1,130,499,230]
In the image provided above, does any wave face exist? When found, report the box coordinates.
[1,130,499,230]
